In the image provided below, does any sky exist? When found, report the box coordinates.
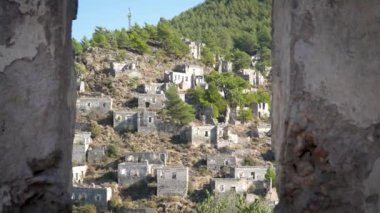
[72,0,204,40]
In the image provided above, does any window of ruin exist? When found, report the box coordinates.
[95,194,101,201]
[231,186,236,192]
[145,102,150,108]
[172,172,177,179]
[121,169,126,175]
[251,172,255,179]
[205,131,209,137]
[220,185,225,192]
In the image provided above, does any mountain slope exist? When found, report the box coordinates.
[170,0,272,68]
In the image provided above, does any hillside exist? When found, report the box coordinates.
[171,0,272,69]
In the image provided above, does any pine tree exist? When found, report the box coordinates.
[164,85,195,125]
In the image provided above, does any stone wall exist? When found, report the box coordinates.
[0,0,77,212]
[118,162,150,186]
[272,1,380,212]
[157,167,188,197]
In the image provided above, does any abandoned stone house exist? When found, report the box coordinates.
[251,102,270,119]
[186,124,238,148]
[72,132,92,165]
[207,154,237,172]
[76,96,113,115]
[124,151,168,166]
[215,126,239,149]
[231,166,268,181]
[184,40,203,60]
[157,166,189,197]
[118,161,150,186]
[137,93,166,110]
[72,186,112,211]
[237,69,266,86]
[165,71,192,91]
[137,110,159,133]
[187,125,217,147]
[113,110,138,131]
[212,178,250,194]
[143,82,166,94]
[113,110,160,133]
[87,146,107,164]
[72,165,88,185]
[6,1,379,212]
[216,59,233,73]
[110,61,138,78]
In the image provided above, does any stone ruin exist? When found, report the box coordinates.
[2,0,380,212]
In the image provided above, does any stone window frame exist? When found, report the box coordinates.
[94,194,102,201]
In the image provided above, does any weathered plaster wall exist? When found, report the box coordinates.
[272,0,380,212]
[0,0,77,212]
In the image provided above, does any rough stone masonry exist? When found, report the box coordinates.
[272,1,380,212]
[0,0,77,212]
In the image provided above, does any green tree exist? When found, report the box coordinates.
[238,109,253,123]
[163,85,195,125]
[206,72,249,123]
[107,144,119,158]
[265,164,276,187]
[157,18,189,58]
[232,49,252,71]
[81,36,91,50]
[236,196,272,213]
[72,38,83,56]
[90,121,100,139]
[201,46,215,66]
[74,62,88,76]
[91,27,110,48]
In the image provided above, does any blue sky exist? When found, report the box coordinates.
[73,0,204,40]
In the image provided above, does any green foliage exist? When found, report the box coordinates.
[90,121,100,139]
[171,0,272,65]
[196,190,227,213]
[232,49,252,70]
[244,88,271,106]
[163,85,195,125]
[115,49,127,62]
[77,204,97,213]
[91,27,111,48]
[265,164,276,187]
[201,46,215,66]
[242,156,257,166]
[236,196,272,213]
[238,109,253,123]
[72,38,83,56]
[206,72,248,106]
[106,144,119,158]
[187,83,226,118]
[81,36,91,50]
[74,62,88,76]
[157,18,189,58]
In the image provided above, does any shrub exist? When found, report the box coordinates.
[90,121,100,139]
[77,204,97,213]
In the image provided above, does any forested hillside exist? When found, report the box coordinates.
[171,0,272,70]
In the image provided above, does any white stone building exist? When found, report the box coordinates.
[72,165,88,184]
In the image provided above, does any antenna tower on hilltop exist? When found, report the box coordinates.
[128,8,132,30]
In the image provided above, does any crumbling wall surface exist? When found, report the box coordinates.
[0,0,77,212]
[272,1,380,212]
